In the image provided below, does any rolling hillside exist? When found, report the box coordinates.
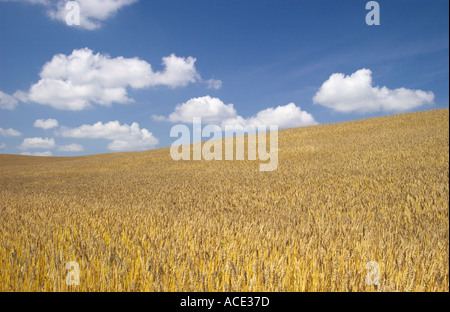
[0,108,448,291]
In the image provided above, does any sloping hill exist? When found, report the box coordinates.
[0,108,448,291]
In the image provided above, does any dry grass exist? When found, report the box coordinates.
[0,109,448,292]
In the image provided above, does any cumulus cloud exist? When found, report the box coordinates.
[156,96,238,124]
[17,136,84,152]
[58,121,158,151]
[57,143,84,152]
[21,151,53,157]
[0,91,19,110]
[313,68,435,113]
[0,143,5,149]
[1,0,138,30]
[225,103,318,128]
[205,79,223,90]
[19,137,56,150]
[150,54,201,88]
[16,48,202,110]
[34,118,59,129]
[153,95,317,129]
[0,127,21,137]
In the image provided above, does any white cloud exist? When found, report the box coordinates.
[58,121,158,151]
[1,0,138,30]
[11,90,28,102]
[19,137,56,150]
[57,143,84,152]
[153,96,318,129]
[21,151,53,157]
[18,48,202,110]
[313,68,435,113]
[225,103,318,128]
[0,91,19,110]
[150,54,201,88]
[156,95,238,124]
[0,127,21,137]
[34,118,59,129]
[205,79,223,90]
[0,143,5,149]
[17,135,84,152]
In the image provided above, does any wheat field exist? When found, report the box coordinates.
[0,109,448,292]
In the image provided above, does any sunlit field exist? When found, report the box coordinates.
[0,109,448,292]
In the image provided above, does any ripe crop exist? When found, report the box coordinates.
[0,109,448,291]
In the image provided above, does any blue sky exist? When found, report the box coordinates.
[0,0,448,156]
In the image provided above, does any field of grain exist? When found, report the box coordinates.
[0,109,448,292]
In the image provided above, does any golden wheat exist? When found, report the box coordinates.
[0,109,448,292]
